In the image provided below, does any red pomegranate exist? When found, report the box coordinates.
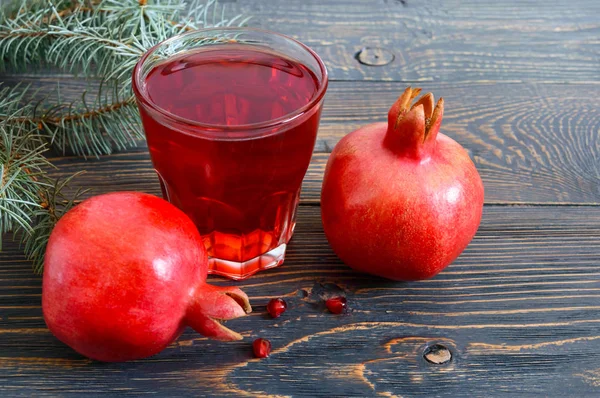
[42,192,252,362]
[321,87,484,280]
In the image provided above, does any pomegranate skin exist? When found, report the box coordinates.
[42,192,251,362]
[321,88,484,281]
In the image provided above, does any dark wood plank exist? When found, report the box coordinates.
[317,81,600,205]
[1,205,600,396]
[1,1,599,395]
[227,0,600,82]
[37,79,600,205]
[2,0,599,85]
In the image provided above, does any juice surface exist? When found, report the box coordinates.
[146,47,318,126]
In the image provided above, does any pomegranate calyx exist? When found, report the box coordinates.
[411,92,434,123]
[386,86,444,160]
[186,283,252,341]
[428,96,444,140]
[392,87,421,129]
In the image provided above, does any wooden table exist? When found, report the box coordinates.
[2,0,600,396]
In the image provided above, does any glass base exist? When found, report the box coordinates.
[207,243,286,281]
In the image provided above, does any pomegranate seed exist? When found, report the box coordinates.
[253,338,272,358]
[266,298,287,318]
[326,296,347,314]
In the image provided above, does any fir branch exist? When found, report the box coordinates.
[23,173,87,273]
[0,81,143,157]
[47,94,142,157]
[0,0,248,272]
[42,79,143,157]
[0,0,248,157]
[0,125,50,248]
[0,84,85,270]
[0,0,246,78]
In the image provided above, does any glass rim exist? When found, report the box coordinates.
[132,27,328,133]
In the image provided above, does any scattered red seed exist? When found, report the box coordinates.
[266,298,287,318]
[253,338,272,358]
[326,296,347,314]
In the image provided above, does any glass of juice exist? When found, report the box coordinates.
[132,28,328,280]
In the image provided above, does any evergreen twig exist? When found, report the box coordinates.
[0,0,246,272]
[0,84,85,270]
[0,0,246,157]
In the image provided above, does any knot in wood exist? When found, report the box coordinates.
[355,47,395,67]
[423,344,452,365]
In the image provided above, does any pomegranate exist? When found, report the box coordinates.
[325,296,347,314]
[42,192,252,362]
[321,87,484,281]
[266,298,287,318]
[252,338,272,358]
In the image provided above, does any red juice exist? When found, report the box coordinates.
[136,45,324,279]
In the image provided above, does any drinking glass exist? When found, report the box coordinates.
[132,28,328,280]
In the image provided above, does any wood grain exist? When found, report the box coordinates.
[1,0,599,395]
[316,81,600,204]
[1,205,600,396]
[226,0,600,83]
[28,78,599,205]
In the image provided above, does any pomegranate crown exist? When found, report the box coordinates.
[385,87,444,159]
